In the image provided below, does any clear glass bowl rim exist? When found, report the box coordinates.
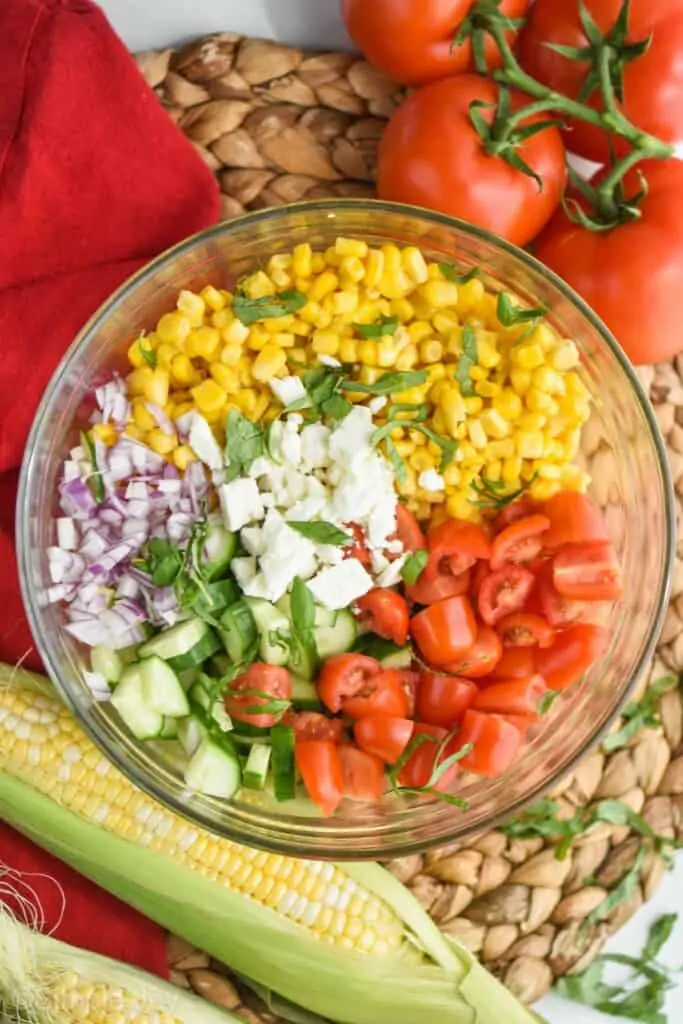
[17,198,676,859]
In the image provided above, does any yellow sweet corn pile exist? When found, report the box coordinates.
[110,237,591,524]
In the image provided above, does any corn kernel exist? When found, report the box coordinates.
[330,289,358,316]
[156,342,177,368]
[292,243,313,278]
[147,428,178,455]
[142,368,171,406]
[485,459,502,482]
[470,365,488,382]
[377,340,398,368]
[467,418,487,449]
[220,343,242,367]
[480,408,511,439]
[441,387,466,435]
[127,335,154,369]
[339,256,366,284]
[221,319,250,346]
[419,339,443,364]
[550,340,580,371]
[358,340,378,365]
[475,380,502,399]
[502,455,523,484]
[170,354,197,385]
[186,325,221,361]
[476,333,501,369]
[177,289,206,326]
[212,308,233,329]
[311,331,341,356]
[512,343,545,370]
[270,267,292,289]
[395,344,418,370]
[464,396,484,414]
[536,462,562,480]
[406,321,433,345]
[364,249,385,289]
[402,246,429,284]
[519,412,547,431]
[92,423,117,445]
[509,367,532,394]
[532,366,566,395]
[237,357,254,385]
[378,270,412,299]
[359,365,382,385]
[210,364,240,393]
[201,284,227,311]
[234,388,258,417]
[290,320,312,337]
[243,270,275,299]
[191,379,227,417]
[253,343,288,382]
[529,479,561,501]
[172,445,197,470]
[248,327,272,353]
[289,346,307,363]
[517,431,545,459]
[444,464,462,486]
[390,298,415,323]
[132,399,157,432]
[333,237,367,259]
[447,490,478,521]
[309,271,339,303]
[253,391,271,421]
[526,387,555,414]
[156,312,191,345]
[420,279,460,308]
[339,338,359,363]
[456,277,485,314]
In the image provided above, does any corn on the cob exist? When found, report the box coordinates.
[0,665,543,1024]
[0,907,239,1023]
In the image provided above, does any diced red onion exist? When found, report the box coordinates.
[60,477,97,519]
[122,518,149,539]
[83,670,112,701]
[125,480,149,500]
[56,518,78,550]
[116,574,140,600]
[80,531,108,559]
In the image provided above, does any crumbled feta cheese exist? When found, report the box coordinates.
[188,412,224,471]
[328,406,375,462]
[318,355,342,367]
[218,478,264,532]
[231,556,257,588]
[368,396,388,414]
[280,421,302,467]
[376,554,408,588]
[385,538,404,555]
[418,469,445,492]
[247,456,276,478]
[269,375,308,408]
[300,424,331,471]
[240,525,267,556]
[308,560,374,610]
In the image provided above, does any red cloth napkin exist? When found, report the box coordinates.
[0,0,220,976]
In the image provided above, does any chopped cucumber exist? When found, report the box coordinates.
[219,600,258,664]
[210,700,233,734]
[242,744,272,790]
[353,635,414,668]
[381,647,414,670]
[139,656,190,717]
[188,681,211,713]
[178,668,199,691]
[276,594,336,629]
[184,736,241,798]
[271,724,296,802]
[314,608,357,660]
[245,598,291,666]
[91,645,123,684]
[200,523,237,581]
[189,578,240,619]
[139,618,220,672]
[159,717,179,740]
[265,420,285,464]
[211,653,232,677]
[230,722,272,745]
[291,675,322,711]
[287,641,317,681]
[177,715,207,756]
[110,666,163,740]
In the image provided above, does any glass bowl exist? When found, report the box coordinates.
[18,200,675,859]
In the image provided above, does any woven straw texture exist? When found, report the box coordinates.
[131,34,683,1021]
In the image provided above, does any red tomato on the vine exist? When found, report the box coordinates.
[341,0,531,87]
[535,160,683,365]
[518,0,683,164]
[377,75,566,247]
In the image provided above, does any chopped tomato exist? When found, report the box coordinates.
[456,710,522,777]
[497,612,555,648]
[399,668,418,718]
[470,560,490,602]
[354,715,414,764]
[316,653,382,714]
[539,492,609,549]
[339,745,386,802]
[425,520,491,579]
[535,562,588,626]
[394,503,427,552]
[478,566,535,625]
[282,710,345,743]
[356,589,410,646]
[489,645,536,679]
[411,595,477,666]
[490,514,550,571]
[442,624,502,678]
[343,522,371,566]
[495,498,538,531]
[397,722,460,792]
[553,542,623,601]
[536,623,609,691]
[502,712,539,735]
[295,741,344,816]
[472,675,547,715]
[342,668,411,720]
[224,663,292,729]
[416,670,477,728]
[406,567,471,605]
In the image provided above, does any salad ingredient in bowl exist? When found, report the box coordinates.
[43,235,624,818]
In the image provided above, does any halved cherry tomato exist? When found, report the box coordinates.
[343,522,371,566]
[456,710,522,776]
[497,612,555,648]
[395,503,427,552]
[282,710,345,743]
[478,566,535,626]
[553,542,622,601]
[295,740,344,816]
[342,668,411,720]
[470,560,490,602]
[442,623,502,678]
[397,722,460,792]
[339,745,386,802]
[489,645,536,679]
[539,492,609,550]
[416,671,477,728]
[399,669,418,718]
[411,595,477,666]
[502,712,539,735]
[495,498,538,531]
[472,675,547,715]
[535,562,588,626]
[407,567,471,605]
[356,589,410,646]
[354,715,414,764]
[536,624,609,691]
[224,663,292,728]
[425,520,491,579]
[490,514,550,571]
[316,653,382,713]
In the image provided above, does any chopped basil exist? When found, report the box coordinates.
[287,520,351,545]
[439,264,480,285]
[496,291,547,328]
[286,366,352,422]
[138,335,157,368]
[385,436,408,485]
[80,430,105,505]
[352,315,399,337]
[146,537,183,587]
[471,473,538,509]
[289,576,318,675]
[232,289,307,326]
[224,409,265,482]
[343,369,428,395]
[388,729,472,808]
[455,324,477,398]
[223,685,291,718]
[603,676,678,752]
[538,689,561,716]
[401,549,428,586]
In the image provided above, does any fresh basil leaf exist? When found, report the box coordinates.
[343,370,428,395]
[642,913,678,963]
[389,732,434,786]
[352,314,399,338]
[427,739,473,787]
[232,289,307,326]
[289,576,318,673]
[455,324,477,398]
[224,408,265,481]
[224,686,291,718]
[471,473,539,509]
[439,263,480,285]
[288,520,351,545]
[582,849,646,934]
[538,690,561,716]
[385,401,429,423]
[145,538,183,587]
[603,676,678,753]
[321,393,353,421]
[496,291,547,327]
[401,549,428,586]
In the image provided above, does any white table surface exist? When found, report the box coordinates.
[96,2,683,1020]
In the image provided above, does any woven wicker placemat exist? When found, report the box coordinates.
[131,34,683,1020]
